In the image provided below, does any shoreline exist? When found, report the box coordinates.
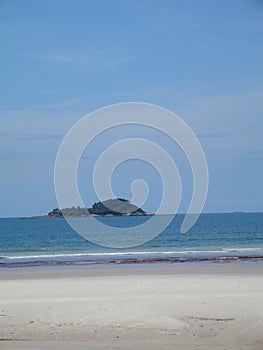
[20,213,154,219]
[1,261,263,279]
[1,254,263,269]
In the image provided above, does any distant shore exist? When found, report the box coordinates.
[21,212,154,219]
[21,198,154,219]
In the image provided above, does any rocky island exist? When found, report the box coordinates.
[25,198,153,218]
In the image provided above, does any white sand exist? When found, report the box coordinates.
[0,264,263,350]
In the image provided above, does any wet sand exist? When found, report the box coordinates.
[0,264,263,349]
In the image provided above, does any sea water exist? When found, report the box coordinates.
[0,213,263,267]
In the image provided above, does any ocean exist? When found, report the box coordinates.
[0,213,263,267]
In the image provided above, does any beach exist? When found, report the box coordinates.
[0,263,263,350]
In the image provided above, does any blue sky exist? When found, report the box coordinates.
[0,0,263,217]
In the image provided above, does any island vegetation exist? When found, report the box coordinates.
[30,198,152,218]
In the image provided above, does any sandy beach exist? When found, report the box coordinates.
[0,264,263,350]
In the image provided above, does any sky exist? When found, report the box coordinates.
[0,0,263,217]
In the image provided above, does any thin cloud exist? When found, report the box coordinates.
[0,132,63,141]
[33,53,73,64]
[29,51,138,71]
[197,133,224,139]
[30,98,81,111]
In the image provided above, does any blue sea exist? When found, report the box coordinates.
[0,213,263,267]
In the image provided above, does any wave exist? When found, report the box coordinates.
[222,247,263,252]
[1,247,263,260]
[0,251,206,260]
[0,247,79,253]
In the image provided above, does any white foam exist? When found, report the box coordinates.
[2,247,262,260]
